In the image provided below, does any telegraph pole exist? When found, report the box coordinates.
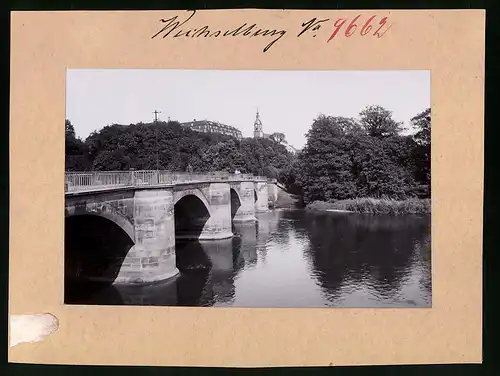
[153,110,161,171]
[153,110,161,123]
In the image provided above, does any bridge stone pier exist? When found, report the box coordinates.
[230,181,258,222]
[267,183,279,207]
[255,182,269,212]
[65,171,278,286]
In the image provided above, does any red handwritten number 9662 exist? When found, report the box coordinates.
[327,15,391,42]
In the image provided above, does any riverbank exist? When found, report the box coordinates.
[272,186,302,209]
[306,198,431,215]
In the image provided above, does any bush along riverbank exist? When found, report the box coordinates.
[306,198,431,215]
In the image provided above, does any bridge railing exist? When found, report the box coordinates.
[65,171,133,192]
[65,170,271,193]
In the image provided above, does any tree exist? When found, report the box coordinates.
[76,118,296,178]
[349,134,417,199]
[412,108,431,146]
[298,115,359,202]
[278,160,303,195]
[359,105,403,139]
[65,119,91,171]
[269,132,286,144]
[65,119,76,138]
[296,113,418,203]
[263,165,279,179]
[200,140,245,172]
[411,108,431,190]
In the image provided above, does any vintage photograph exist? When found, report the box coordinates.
[64,69,431,308]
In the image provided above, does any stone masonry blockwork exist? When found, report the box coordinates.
[65,180,278,284]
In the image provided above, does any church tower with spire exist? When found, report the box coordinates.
[253,109,264,138]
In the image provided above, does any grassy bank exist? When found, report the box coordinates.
[306,197,431,215]
[271,186,302,209]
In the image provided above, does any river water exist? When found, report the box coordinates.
[69,209,431,308]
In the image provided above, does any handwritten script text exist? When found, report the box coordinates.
[151,11,392,52]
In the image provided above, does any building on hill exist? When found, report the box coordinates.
[253,110,273,140]
[180,119,243,139]
[253,109,264,138]
[252,109,299,154]
[253,109,271,139]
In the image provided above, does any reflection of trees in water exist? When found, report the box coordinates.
[298,211,431,303]
[412,233,432,295]
[391,231,431,306]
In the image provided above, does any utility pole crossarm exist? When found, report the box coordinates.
[153,110,162,123]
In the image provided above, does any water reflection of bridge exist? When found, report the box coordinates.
[68,215,282,306]
[66,208,431,308]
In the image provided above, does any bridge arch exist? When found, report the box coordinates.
[173,190,212,240]
[65,206,135,242]
[64,211,136,292]
[230,187,242,220]
[173,188,211,213]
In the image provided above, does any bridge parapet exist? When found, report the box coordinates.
[65,170,270,194]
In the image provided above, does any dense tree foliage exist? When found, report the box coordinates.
[269,132,286,144]
[65,120,295,180]
[359,105,403,138]
[410,108,431,189]
[65,120,91,171]
[293,106,431,203]
[65,105,431,203]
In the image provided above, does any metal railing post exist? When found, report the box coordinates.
[130,170,136,186]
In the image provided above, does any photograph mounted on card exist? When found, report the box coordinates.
[64,69,431,309]
[9,9,484,367]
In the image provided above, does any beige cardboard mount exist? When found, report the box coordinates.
[9,9,484,367]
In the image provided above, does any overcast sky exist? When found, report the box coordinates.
[66,69,430,149]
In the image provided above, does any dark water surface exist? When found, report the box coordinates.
[68,209,431,308]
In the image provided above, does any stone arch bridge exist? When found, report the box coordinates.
[65,170,279,285]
